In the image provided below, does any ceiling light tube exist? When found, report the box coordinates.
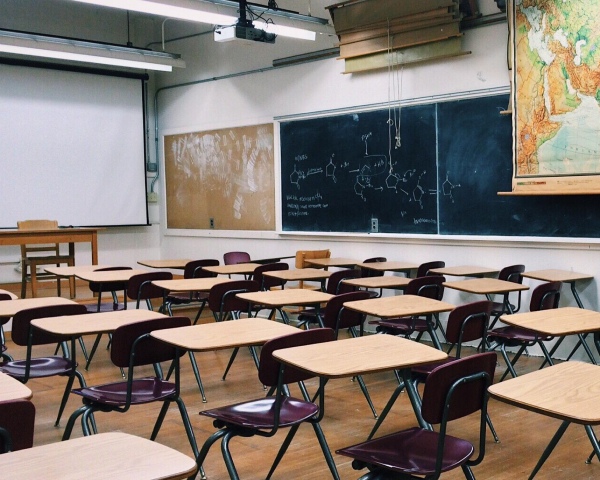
[0,30,185,71]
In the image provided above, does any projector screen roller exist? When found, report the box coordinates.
[0,62,149,228]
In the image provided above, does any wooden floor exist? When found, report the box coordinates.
[4,284,600,479]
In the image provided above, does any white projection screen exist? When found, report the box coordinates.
[0,61,149,228]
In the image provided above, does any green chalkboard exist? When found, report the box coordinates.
[281,94,600,238]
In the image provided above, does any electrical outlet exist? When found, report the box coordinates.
[371,217,378,233]
[209,218,215,229]
[147,192,158,203]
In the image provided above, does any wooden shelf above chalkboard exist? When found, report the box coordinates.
[499,191,600,196]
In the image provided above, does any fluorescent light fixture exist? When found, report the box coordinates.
[0,30,185,71]
[69,0,333,40]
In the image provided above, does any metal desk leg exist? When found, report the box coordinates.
[529,420,570,479]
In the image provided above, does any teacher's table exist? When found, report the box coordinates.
[0,227,101,264]
[488,361,600,479]
[0,371,32,401]
[429,265,499,277]
[354,261,418,275]
[304,257,360,269]
[263,268,331,291]
[237,289,333,326]
[498,306,600,365]
[273,334,447,438]
[0,431,197,480]
[137,259,192,269]
[443,278,529,314]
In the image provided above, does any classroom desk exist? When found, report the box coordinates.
[522,269,593,309]
[74,269,148,309]
[429,265,499,277]
[273,334,447,437]
[498,307,600,365]
[137,259,192,269]
[488,361,600,479]
[0,431,197,480]
[252,255,295,264]
[341,275,411,290]
[304,257,360,269]
[237,290,333,325]
[0,297,77,319]
[45,265,111,298]
[263,268,331,291]
[203,263,262,276]
[0,227,101,265]
[443,278,529,314]
[0,371,32,401]
[354,261,418,275]
[152,277,234,313]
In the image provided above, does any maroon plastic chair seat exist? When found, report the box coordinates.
[0,303,88,427]
[195,328,339,480]
[487,281,562,380]
[62,316,198,461]
[0,399,35,453]
[337,352,497,480]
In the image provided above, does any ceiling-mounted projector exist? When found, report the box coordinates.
[214,25,276,45]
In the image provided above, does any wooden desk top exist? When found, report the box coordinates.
[31,310,167,336]
[152,277,233,293]
[488,361,600,425]
[354,261,418,273]
[0,432,197,480]
[237,290,333,307]
[343,294,454,318]
[44,265,110,276]
[522,269,594,283]
[0,372,32,401]
[273,334,447,379]
[203,263,262,275]
[137,259,192,269]
[0,297,77,319]
[443,278,530,295]
[498,307,600,336]
[74,269,148,282]
[342,276,411,289]
[150,317,298,352]
[304,257,360,268]
[429,265,499,277]
[263,268,331,282]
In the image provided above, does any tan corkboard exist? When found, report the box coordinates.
[164,123,275,230]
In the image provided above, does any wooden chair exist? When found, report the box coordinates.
[294,249,331,290]
[17,220,75,298]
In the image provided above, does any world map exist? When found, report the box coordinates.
[514,0,600,191]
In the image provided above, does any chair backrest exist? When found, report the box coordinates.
[326,268,361,294]
[360,257,387,278]
[258,328,336,387]
[126,271,173,303]
[183,259,219,279]
[416,260,445,278]
[223,251,251,265]
[0,293,12,301]
[11,303,88,346]
[110,316,190,368]
[295,249,331,269]
[321,290,372,335]
[252,262,289,290]
[422,351,497,425]
[405,275,445,300]
[498,264,525,283]
[88,266,132,293]
[17,220,60,256]
[0,399,35,453]
[207,279,259,317]
[445,301,492,356]
[529,281,561,312]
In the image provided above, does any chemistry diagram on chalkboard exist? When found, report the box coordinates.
[288,132,441,209]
